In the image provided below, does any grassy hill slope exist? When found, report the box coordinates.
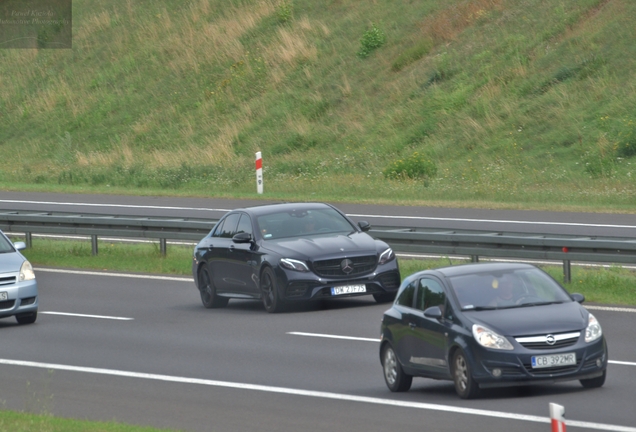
[1,0,635,210]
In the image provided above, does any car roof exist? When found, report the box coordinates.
[407,262,538,282]
[232,202,335,216]
[433,262,537,277]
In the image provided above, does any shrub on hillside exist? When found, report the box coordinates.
[357,23,386,58]
[383,152,437,182]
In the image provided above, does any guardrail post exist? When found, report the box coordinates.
[25,232,32,248]
[91,235,98,256]
[160,238,167,256]
[471,255,479,262]
[563,259,571,284]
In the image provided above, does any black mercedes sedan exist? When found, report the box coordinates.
[192,202,401,313]
[379,262,607,399]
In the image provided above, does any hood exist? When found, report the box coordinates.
[265,232,380,260]
[464,301,587,337]
[0,251,26,274]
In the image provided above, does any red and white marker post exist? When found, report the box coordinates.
[549,403,566,432]
[255,151,263,195]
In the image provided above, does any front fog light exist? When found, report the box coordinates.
[492,368,502,378]
[596,358,602,368]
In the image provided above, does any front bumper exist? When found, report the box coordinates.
[276,267,401,301]
[0,278,39,319]
[468,337,608,388]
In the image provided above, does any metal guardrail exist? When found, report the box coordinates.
[2,211,636,282]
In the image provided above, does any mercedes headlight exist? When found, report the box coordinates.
[378,248,395,265]
[585,313,603,343]
[19,260,36,281]
[472,324,514,350]
[280,258,310,272]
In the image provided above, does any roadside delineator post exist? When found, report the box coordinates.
[549,403,566,432]
[256,151,263,195]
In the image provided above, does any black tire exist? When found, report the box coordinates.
[580,370,606,388]
[261,267,285,313]
[373,292,395,304]
[15,311,37,325]
[381,345,412,392]
[452,349,480,399]
[198,267,228,309]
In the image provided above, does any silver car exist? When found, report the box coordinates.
[0,230,38,324]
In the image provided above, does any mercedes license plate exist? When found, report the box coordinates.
[0,292,7,301]
[331,285,366,295]
[531,352,576,368]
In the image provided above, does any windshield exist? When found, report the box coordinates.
[0,233,15,254]
[256,208,355,239]
[448,267,572,310]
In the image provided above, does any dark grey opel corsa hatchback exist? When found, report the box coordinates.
[380,262,607,399]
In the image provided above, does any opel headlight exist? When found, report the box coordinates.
[472,324,514,350]
[280,258,310,272]
[19,260,36,281]
[585,313,602,343]
[378,248,395,265]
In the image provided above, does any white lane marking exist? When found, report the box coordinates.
[609,360,636,367]
[287,333,636,367]
[40,311,133,321]
[347,213,636,230]
[1,359,634,431]
[287,332,379,342]
[2,199,636,230]
[0,199,230,213]
[34,267,191,282]
[585,306,636,313]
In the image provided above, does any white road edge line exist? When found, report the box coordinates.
[40,311,133,321]
[2,199,636,230]
[286,332,379,342]
[34,267,191,282]
[286,332,636,367]
[1,358,634,431]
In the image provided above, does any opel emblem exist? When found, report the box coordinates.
[546,334,556,345]
[341,259,354,274]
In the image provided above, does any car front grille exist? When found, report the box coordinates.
[515,332,580,350]
[312,255,377,277]
[0,300,16,310]
[0,276,16,287]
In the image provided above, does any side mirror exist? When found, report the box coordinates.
[232,232,253,244]
[570,293,585,304]
[358,221,371,232]
[424,306,443,320]
[13,241,26,251]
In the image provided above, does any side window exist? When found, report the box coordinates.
[236,214,253,236]
[395,281,416,308]
[219,213,240,238]
[416,278,446,312]
[211,219,225,238]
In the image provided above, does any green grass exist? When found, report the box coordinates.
[14,237,636,306]
[0,410,179,432]
[0,0,635,211]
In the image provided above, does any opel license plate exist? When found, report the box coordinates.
[331,285,366,295]
[531,352,576,368]
[0,292,7,301]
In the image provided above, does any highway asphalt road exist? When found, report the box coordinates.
[1,269,635,432]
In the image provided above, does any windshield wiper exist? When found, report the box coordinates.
[517,300,565,308]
